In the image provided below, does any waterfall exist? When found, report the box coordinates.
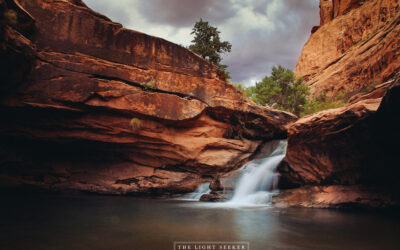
[226,140,287,206]
[181,182,210,201]
[179,140,287,206]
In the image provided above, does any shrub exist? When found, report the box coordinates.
[301,93,345,116]
[300,82,377,117]
[143,79,156,91]
[232,82,245,93]
[232,66,380,117]
[130,118,141,130]
[4,10,17,26]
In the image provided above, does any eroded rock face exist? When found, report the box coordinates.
[296,0,400,97]
[280,98,381,187]
[0,0,295,195]
[277,77,400,208]
[332,0,366,18]
[278,0,400,209]
[0,0,35,93]
[320,0,333,26]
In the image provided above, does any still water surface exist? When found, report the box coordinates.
[1,193,399,250]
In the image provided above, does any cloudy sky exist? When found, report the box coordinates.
[84,0,319,86]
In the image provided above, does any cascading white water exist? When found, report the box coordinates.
[179,140,287,206]
[226,140,287,206]
[181,182,210,201]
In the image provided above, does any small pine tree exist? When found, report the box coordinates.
[189,18,232,80]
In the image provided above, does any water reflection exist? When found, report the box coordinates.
[0,193,399,250]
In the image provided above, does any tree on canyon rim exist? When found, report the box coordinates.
[189,18,232,80]
[246,66,309,116]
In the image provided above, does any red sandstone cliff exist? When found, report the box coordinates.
[276,0,400,208]
[0,0,295,195]
[296,0,400,97]
[276,78,400,208]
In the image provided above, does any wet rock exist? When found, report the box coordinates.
[209,179,223,192]
[272,185,400,209]
[200,192,227,202]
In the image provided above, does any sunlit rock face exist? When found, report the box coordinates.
[276,0,400,209]
[319,0,334,26]
[0,0,296,195]
[296,0,400,97]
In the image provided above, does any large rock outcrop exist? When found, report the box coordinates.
[296,0,400,97]
[276,0,400,209]
[0,0,295,195]
[276,75,400,208]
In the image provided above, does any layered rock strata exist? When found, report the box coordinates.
[277,76,400,208]
[296,0,400,97]
[0,0,295,195]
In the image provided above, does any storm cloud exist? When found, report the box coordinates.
[84,0,319,86]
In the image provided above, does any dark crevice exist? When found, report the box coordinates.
[323,54,345,70]
[88,73,207,105]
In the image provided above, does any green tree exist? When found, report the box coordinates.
[232,82,246,93]
[287,78,310,116]
[189,18,232,79]
[247,66,309,116]
[218,64,231,81]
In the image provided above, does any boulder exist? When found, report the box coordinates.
[277,76,400,208]
[209,179,223,192]
[200,192,227,202]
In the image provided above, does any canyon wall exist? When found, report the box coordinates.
[276,0,400,208]
[277,77,400,208]
[0,0,295,195]
[296,0,400,97]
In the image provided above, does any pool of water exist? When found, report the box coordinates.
[1,193,399,250]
